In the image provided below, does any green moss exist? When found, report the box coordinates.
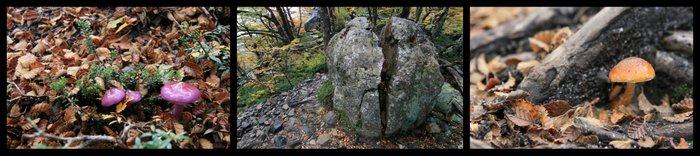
[237,84,271,109]
[318,80,334,106]
[670,84,693,104]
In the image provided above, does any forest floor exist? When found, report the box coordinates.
[7,7,230,149]
[470,7,693,149]
[236,73,464,149]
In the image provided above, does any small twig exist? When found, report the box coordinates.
[22,116,120,149]
[7,81,25,95]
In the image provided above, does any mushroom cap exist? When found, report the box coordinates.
[160,82,200,105]
[126,90,142,105]
[609,57,655,83]
[102,88,126,107]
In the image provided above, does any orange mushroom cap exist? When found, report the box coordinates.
[608,57,655,83]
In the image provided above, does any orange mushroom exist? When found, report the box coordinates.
[608,57,655,110]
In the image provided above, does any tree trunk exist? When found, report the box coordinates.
[265,7,290,44]
[319,7,332,48]
[431,7,449,38]
[276,7,295,42]
[517,7,692,105]
[414,7,423,23]
[399,7,410,19]
[297,8,303,34]
[421,7,432,24]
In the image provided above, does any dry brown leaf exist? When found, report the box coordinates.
[213,90,230,105]
[22,9,39,21]
[662,111,692,123]
[19,66,42,80]
[536,106,553,129]
[18,54,37,68]
[109,80,125,90]
[638,136,655,148]
[491,72,515,92]
[206,74,220,88]
[66,66,80,77]
[627,116,648,139]
[199,138,213,149]
[672,97,693,113]
[610,108,633,124]
[9,104,22,117]
[21,118,41,131]
[487,55,505,74]
[529,30,554,53]
[543,100,571,117]
[506,99,539,127]
[670,138,689,149]
[64,107,78,124]
[609,140,633,149]
[516,60,539,76]
[96,47,111,61]
[576,135,598,145]
[477,54,489,75]
[470,123,479,136]
[173,122,186,135]
[95,77,106,90]
[30,102,51,114]
[551,27,573,48]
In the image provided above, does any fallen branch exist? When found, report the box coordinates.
[470,137,494,149]
[653,51,693,85]
[22,116,122,149]
[573,117,629,141]
[652,120,693,139]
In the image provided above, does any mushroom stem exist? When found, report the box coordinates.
[612,83,636,110]
[171,104,185,118]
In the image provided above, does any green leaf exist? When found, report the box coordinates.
[209,55,223,64]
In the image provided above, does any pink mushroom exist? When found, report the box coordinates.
[102,88,126,107]
[126,90,142,105]
[160,82,200,118]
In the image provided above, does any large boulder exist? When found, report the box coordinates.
[379,17,444,135]
[326,17,443,137]
[326,17,384,137]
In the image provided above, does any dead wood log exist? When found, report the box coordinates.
[662,31,693,56]
[653,51,693,85]
[470,7,578,59]
[517,7,693,105]
[652,120,693,139]
[470,137,494,149]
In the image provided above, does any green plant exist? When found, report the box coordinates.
[142,67,181,92]
[118,67,139,89]
[670,84,693,104]
[132,125,189,149]
[50,76,68,95]
[76,19,95,55]
[318,80,333,106]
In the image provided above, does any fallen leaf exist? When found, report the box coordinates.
[477,54,489,75]
[30,102,51,114]
[551,27,573,48]
[66,66,80,77]
[173,122,186,135]
[627,116,648,139]
[529,30,555,53]
[109,80,124,90]
[206,74,220,88]
[95,77,106,90]
[638,136,655,148]
[610,108,633,124]
[18,54,38,68]
[199,138,213,149]
[64,107,78,124]
[662,111,692,123]
[107,16,126,29]
[506,99,539,127]
[21,118,41,131]
[516,60,539,76]
[576,135,598,145]
[96,47,111,61]
[543,100,571,117]
[672,97,693,113]
[10,104,22,117]
[670,138,689,149]
[116,22,130,33]
[609,140,633,149]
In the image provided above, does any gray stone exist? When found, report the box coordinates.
[288,110,295,116]
[270,119,283,133]
[436,83,460,115]
[273,135,287,147]
[317,134,331,145]
[437,135,449,144]
[427,122,441,134]
[241,121,250,130]
[287,117,296,128]
[303,7,321,31]
[451,114,462,124]
[327,17,443,137]
[323,111,337,126]
[256,104,262,110]
[302,125,313,134]
[283,104,289,110]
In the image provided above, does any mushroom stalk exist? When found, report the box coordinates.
[171,104,186,118]
[612,83,635,110]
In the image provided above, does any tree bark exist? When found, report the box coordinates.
[517,7,693,105]
[276,7,295,42]
[399,7,410,19]
[430,7,449,38]
[319,7,332,48]
[265,7,290,44]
